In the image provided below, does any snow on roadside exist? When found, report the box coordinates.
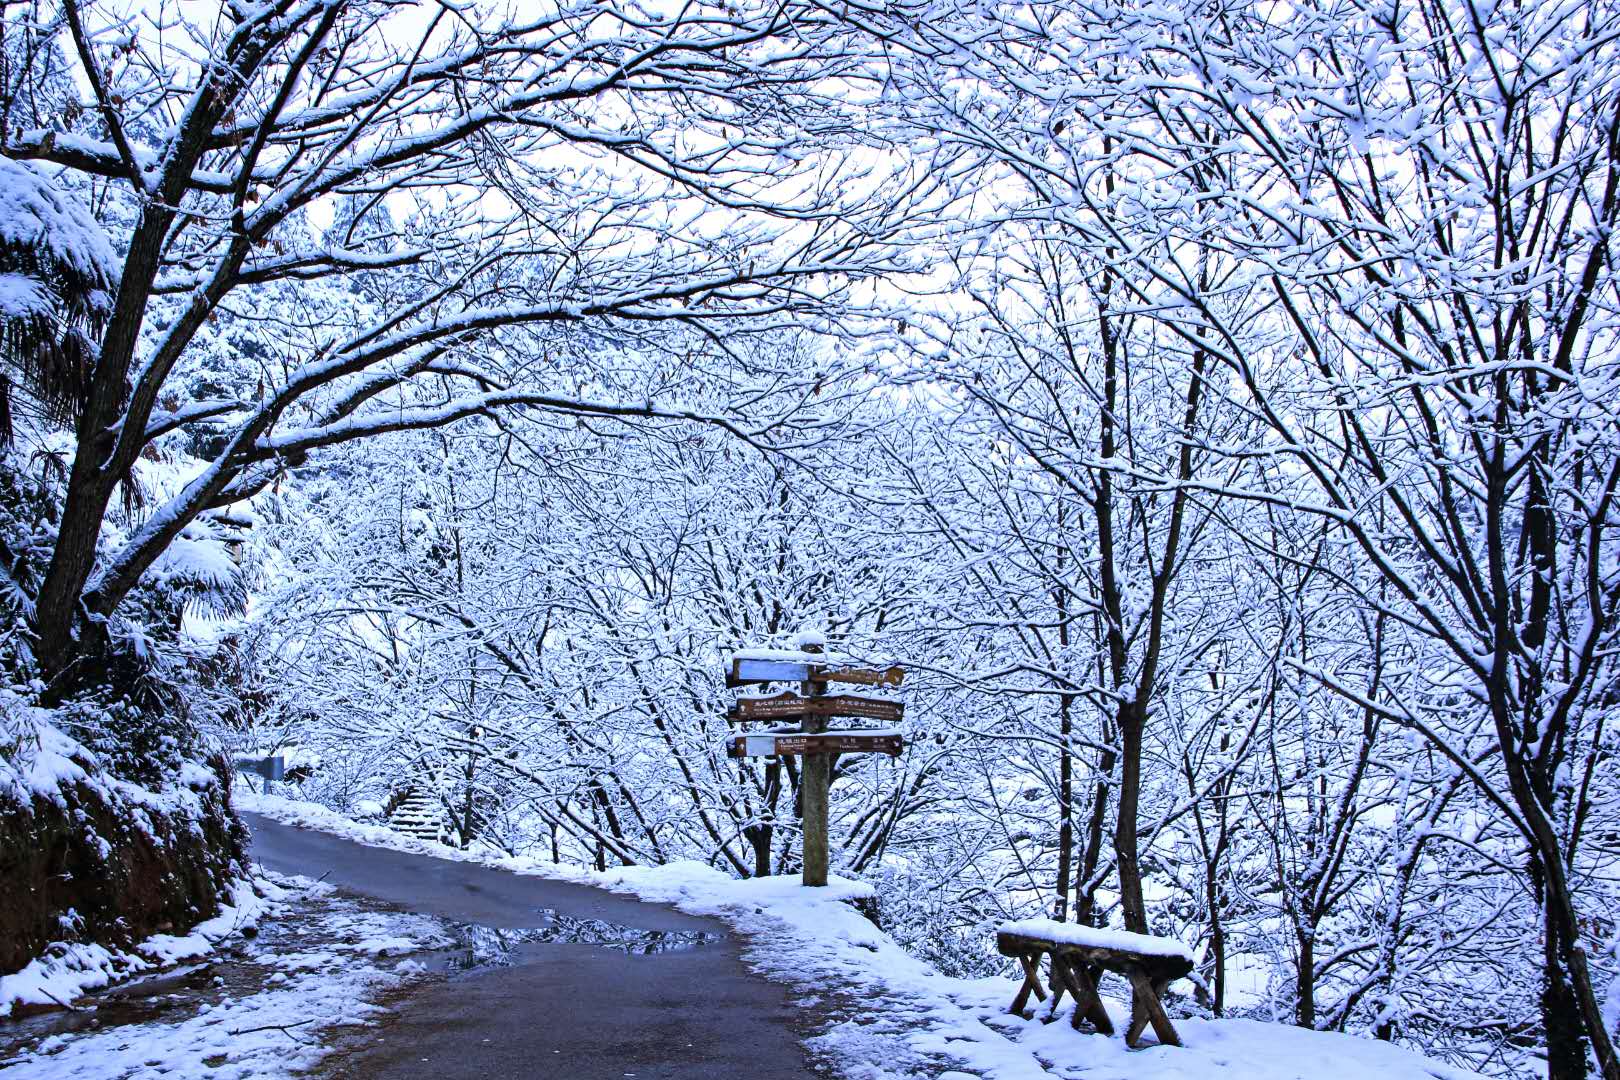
[3,873,454,1080]
[1,880,270,1018]
[588,863,1487,1080]
[238,789,1486,1080]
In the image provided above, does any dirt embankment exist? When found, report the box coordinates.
[0,741,246,976]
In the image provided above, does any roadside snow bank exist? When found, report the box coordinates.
[237,789,1484,1080]
[590,863,1480,1080]
[4,873,454,1080]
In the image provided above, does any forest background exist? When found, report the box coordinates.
[0,0,1617,1077]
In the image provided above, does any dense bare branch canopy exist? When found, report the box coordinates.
[1,1,1616,1077]
[0,0,946,678]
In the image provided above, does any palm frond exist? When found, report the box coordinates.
[0,158,117,436]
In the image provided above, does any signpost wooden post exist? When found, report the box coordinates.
[723,638,906,888]
[800,641,832,887]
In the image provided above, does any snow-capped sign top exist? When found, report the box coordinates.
[0,157,116,309]
[727,653,905,690]
[731,647,847,665]
[792,629,826,650]
[727,652,821,686]
[997,918,1195,963]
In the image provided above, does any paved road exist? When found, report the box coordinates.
[244,813,821,1080]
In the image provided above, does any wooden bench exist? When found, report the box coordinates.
[996,919,1192,1048]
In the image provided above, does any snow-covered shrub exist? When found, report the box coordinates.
[870,870,1009,981]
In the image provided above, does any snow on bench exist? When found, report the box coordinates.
[995,918,1193,1048]
[998,919,1195,962]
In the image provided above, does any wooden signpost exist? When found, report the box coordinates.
[231,754,285,796]
[724,641,906,887]
[232,754,285,783]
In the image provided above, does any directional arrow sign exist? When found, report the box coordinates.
[729,691,815,722]
[817,666,905,688]
[816,694,905,721]
[728,692,905,724]
[725,731,904,759]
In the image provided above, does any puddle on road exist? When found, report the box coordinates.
[0,897,722,1062]
[433,909,721,972]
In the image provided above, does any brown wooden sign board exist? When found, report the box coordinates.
[726,731,904,759]
[817,666,905,688]
[816,694,905,720]
[728,691,811,721]
[728,692,904,724]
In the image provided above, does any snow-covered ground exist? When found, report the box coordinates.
[1,872,452,1079]
[238,790,1485,1080]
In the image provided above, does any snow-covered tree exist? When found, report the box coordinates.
[1,0,928,699]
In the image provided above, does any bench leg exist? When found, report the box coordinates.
[1025,955,1050,1003]
[1124,968,1181,1048]
[1010,953,1047,1015]
[1053,958,1114,1034]
[1044,955,1068,1020]
[1126,983,1148,1047]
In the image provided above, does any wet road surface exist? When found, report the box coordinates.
[244,813,822,1080]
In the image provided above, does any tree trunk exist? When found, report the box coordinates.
[1527,833,1618,1080]
[745,760,782,878]
[1074,720,1116,926]
[1542,897,1589,1080]
[460,733,479,850]
[1113,698,1147,933]
[1054,691,1075,920]
[1297,926,1316,1029]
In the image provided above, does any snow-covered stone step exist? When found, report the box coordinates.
[388,793,445,842]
